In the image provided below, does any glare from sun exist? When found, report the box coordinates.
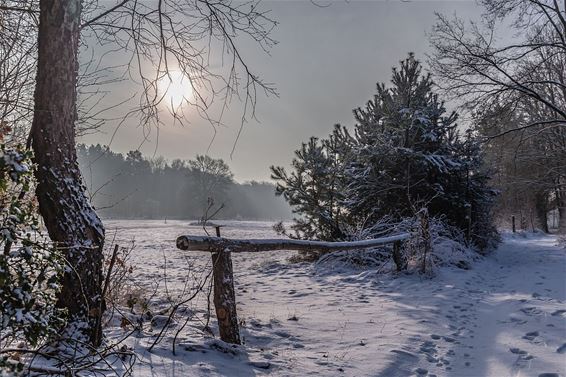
[158,71,193,111]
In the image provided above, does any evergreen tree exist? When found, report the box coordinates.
[347,54,496,248]
[271,125,353,241]
[274,54,497,249]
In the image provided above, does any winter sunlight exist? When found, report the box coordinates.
[158,70,193,111]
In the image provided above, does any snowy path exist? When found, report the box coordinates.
[105,221,565,377]
[231,233,565,377]
[364,234,566,377]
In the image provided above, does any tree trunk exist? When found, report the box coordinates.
[211,250,240,344]
[534,191,549,233]
[418,208,432,274]
[32,0,105,345]
[392,240,407,271]
[558,191,566,234]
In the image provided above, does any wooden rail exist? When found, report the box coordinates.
[176,232,411,344]
[176,233,411,253]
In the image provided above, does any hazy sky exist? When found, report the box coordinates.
[80,0,483,182]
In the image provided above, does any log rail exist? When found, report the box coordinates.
[176,232,411,344]
[176,233,411,253]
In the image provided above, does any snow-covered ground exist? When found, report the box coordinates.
[102,220,566,377]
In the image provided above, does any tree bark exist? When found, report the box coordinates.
[392,240,407,271]
[32,0,105,345]
[534,191,549,233]
[211,250,240,344]
[558,191,566,234]
[418,208,431,274]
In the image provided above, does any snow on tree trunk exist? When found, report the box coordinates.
[31,0,105,345]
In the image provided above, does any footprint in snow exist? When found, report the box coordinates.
[413,367,428,375]
[520,307,543,316]
[510,347,536,368]
[509,347,528,355]
[522,330,540,341]
[556,343,566,354]
[509,316,528,325]
[419,340,443,364]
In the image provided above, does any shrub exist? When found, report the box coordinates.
[0,145,64,373]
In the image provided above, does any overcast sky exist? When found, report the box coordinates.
[80,0,483,182]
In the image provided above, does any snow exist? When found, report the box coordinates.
[98,221,565,377]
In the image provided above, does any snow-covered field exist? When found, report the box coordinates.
[102,220,566,377]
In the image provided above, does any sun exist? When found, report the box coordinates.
[158,71,193,110]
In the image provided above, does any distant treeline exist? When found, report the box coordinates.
[77,144,292,220]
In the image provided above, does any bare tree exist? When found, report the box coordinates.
[430,1,566,134]
[430,0,566,233]
[188,154,233,218]
[3,0,278,141]
[0,0,128,141]
[0,0,38,143]
[80,0,278,149]
[477,98,565,232]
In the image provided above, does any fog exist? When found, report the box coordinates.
[77,144,292,221]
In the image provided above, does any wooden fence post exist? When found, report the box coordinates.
[211,248,240,344]
[466,204,472,244]
[512,215,516,233]
[418,208,432,274]
[392,240,406,271]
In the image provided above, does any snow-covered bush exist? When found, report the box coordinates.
[314,213,480,276]
[0,145,64,373]
[395,213,481,275]
[315,247,391,271]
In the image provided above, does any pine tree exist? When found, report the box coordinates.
[271,125,353,241]
[275,54,498,250]
[346,54,497,248]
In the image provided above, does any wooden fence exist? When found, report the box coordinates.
[176,232,411,344]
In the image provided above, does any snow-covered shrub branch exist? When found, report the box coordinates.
[0,145,65,373]
[398,214,480,274]
[314,212,480,276]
